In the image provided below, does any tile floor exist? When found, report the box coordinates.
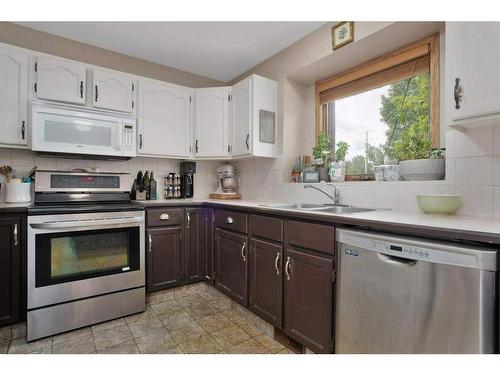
[0,283,295,354]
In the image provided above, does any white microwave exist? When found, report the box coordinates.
[31,103,136,158]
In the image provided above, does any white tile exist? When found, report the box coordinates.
[397,184,455,213]
[338,185,355,206]
[455,186,493,217]
[375,185,398,210]
[493,127,500,155]
[494,156,500,185]
[444,158,456,185]
[0,148,12,165]
[455,156,492,186]
[34,155,57,170]
[142,157,158,171]
[453,126,493,157]
[353,185,376,208]
[56,158,94,171]
[11,149,34,167]
[493,187,500,217]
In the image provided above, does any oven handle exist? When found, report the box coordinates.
[29,217,144,230]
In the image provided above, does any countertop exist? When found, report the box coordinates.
[0,202,32,212]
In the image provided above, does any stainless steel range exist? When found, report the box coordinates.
[27,170,145,341]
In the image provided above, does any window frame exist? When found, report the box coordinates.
[315,33,440,149]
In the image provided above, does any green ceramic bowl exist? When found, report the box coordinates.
[416,195,461,214]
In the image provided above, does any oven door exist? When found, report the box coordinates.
[28,211,145,309]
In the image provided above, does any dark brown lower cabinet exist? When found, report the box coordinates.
[248,238,283,328]
[203,208,214,284]
[283,247,334,353]
[183,208,205,284]
[147,227,182,292]
[0,215,22,327]
[215,228,248,306]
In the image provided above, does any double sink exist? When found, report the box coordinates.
[261,203,375,214]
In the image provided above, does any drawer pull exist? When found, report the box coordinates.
[186,212,191,229]
[13,224,18,247]
[274,252,281,275]
[225,216,234,224]
[148,233,152,252]
[241,242,247,262]
[159,213,170,221]
[285,256,291,281]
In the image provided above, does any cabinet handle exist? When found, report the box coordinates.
[241,242,247,262]
[195,139,199,153]
[95,85,99,102]
[139,134,143,149]
[148,233,152,252]
[274,252,281,275]
[21,121,25,140]
[186,212,191,229]
[225,216,234,224]
[454,77,463,109]
[245,134,249,150]
[80,81,84,98]
[13,224,18,247]
[159,213,170,221]
[285,256,291,281]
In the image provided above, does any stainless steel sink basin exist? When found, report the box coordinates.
[261,203,375,214]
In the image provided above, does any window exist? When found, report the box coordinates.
[315,34,440,177]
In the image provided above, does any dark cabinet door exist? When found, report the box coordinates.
[0,216,21,327]
[215,228,248,306]
[249,238,283,328]
[284,247,334,353]
[183,208,205,284]
[147,227,182,292]
[203,208,214,284]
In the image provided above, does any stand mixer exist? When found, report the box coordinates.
[210,164,241,199]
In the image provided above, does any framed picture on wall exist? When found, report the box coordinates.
[331,21,354,50]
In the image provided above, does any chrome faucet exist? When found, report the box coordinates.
[304,184,340,205]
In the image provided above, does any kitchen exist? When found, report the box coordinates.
[1,1,500,373]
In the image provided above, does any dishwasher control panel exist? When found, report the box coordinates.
[373,240,430,258]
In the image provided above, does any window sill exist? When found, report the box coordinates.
[291,178,449,186]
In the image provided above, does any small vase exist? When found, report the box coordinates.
[328,161,346,182]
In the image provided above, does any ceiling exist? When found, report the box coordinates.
[16,22,326,82]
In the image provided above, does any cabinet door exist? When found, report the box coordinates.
[447,22,500,123]
[249,238,283,328]
[92,69,135,113]
[231,77,252,157]
[147,227,182,292]
[138,80,191,158]
[0,216,21,327]
[0,46,29,146]
[203,208,214,284]
[35,56,86,104]
[284,247,333,353]
[215,229,248,306]
[184,208,205,284]
[194,87,230,158]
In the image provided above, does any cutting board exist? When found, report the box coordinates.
[209,193,242,200]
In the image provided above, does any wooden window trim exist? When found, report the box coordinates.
[315,33,440,148]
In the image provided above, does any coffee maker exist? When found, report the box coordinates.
[179,161,196,198]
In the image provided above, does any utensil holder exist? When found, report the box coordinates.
[6,182,32,203]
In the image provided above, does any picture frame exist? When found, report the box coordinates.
[331,21,354,50]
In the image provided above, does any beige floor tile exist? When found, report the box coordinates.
[29,346,53,354]
[91,318,126,334]
[228,338,270,354]
[53,334,95,354]
[8,336,53,354]
[210,325,250,349]
[135,331,177,354]
[176,293,207,307]
[97,340,139,354]
[53,327,92,345]
[179,334,224,354]
[150,299,185,315]
[276,348,296,354]
[148,290,174,305]
[234,320,265,337]
[196,312,232,333]
[128,322,168,340]
[221,307,247,323]
[158,310,194,330]
[173,284,199,298]
[162,345,184,354]
[187,302,218,319]
[124,307,159,326]
[198,292,219,303]
[169,320,206,343]
[93,325,134,351]
[254,334,286,353]
[209,296,233,311]
[11,322,26,339]
[0,345,9,354]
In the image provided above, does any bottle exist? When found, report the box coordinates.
[149,171,157,200]
[144,171,150,200]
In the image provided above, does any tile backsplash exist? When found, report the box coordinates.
[0,148,221,202]
[233,126,500,217]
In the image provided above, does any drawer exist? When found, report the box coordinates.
[147,208,183,227]
[249,214,283,242]
[215,210,248,234]
[286,220,335,255]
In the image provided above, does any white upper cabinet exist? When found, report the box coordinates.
[446,22,500,127]
[194,87,231,158]
[35,56,87,105]
[138,80,192,158]
[231,74,277,158]
[231,77,252,157]
[0,46,29,147]
[92,69,135,113]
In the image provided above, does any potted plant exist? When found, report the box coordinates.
[329,141,350,182]
[312,132,333,181]
[393,123,445,181]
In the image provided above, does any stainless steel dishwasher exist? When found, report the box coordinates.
[336,228,498,354]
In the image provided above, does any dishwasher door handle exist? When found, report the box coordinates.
[377,253,417,266]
